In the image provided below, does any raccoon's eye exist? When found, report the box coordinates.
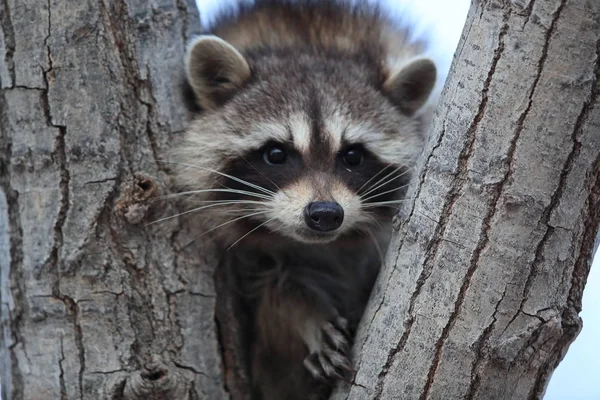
[263,145,287,165]
[343,147,363,167]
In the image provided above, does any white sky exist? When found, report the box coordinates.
[195,1,600,398]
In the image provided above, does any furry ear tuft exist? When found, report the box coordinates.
[383,57,437,115]
[185,35,251,110]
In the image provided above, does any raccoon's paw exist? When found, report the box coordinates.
[303,317,353,382]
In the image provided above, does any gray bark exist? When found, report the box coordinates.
[333,0,600,399]
[0,1,231,399]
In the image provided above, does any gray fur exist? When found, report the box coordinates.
[168,1,438,399]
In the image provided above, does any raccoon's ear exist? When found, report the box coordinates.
[383,57,437,115]
[185,35,251,110]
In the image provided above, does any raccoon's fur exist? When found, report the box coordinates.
[171,1,438,399]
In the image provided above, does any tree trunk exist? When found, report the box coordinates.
[0,1,232,399]
[332,0,600,399]
[2,0,599,400]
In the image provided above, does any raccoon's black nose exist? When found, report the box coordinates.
[304,202,344,232]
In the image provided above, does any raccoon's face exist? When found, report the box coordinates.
[173,36,436,245]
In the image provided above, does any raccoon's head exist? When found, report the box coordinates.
[172,35,436,245]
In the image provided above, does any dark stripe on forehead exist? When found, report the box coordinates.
[307,88,333,164]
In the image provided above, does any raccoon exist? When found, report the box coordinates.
[171,1,437,399]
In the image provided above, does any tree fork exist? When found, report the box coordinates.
[1,0,599,399]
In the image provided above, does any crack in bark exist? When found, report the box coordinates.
[39,0,71,283]
[0,0,16,86]
[59,336,68,400]
[96,0,139,175]
[164,290,185,358]
[40,3,89,398]
[140,65,167,172]
[84,177,118,185]
[3,85,45,91]
[189,291,216,298]
[175,0,190,44]
[105,220,148,372]
[99,0,166,172]
[501,0,568,337]
[173,360,212,379]
[513,317,547,367]
[414,124,446,208]
[0,23,26,400]
[36,294,87,398]
[521,310,546,323]
[110,291,130,368]
[416,10,513,400]
[371,315,414,398]
[465,285,508,400]
[67,296,87,399]
[519,0,536,28]
[89,369,126,375]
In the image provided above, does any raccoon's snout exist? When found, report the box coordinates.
[303,202,344,232]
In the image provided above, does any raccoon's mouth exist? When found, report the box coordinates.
[293,228,339,244]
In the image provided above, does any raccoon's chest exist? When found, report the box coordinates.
[229,240,381,325]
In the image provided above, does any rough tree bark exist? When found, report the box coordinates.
[0,1,232,399]
[332,0,600,399]
[1,1,599,400]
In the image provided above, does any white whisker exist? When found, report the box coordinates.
[366,205,401,211]
[184,210,269,247]
[357,164,393,194]
[211,208,271,216]
[178,198,265,204]
[360,165,404,197]
[238,154,290,199]
[360,165,414,199]
[360,183,410,203]
[227,217,278,250]
[159,160,276,197]
[361,199,410,208]
[185,199,265,205]
[158,188,273,201]
[146,201,265,226]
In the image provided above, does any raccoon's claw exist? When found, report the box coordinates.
[303,318,353,383]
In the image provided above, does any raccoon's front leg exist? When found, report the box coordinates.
[302,314,353,382]
[253,285,353,399]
